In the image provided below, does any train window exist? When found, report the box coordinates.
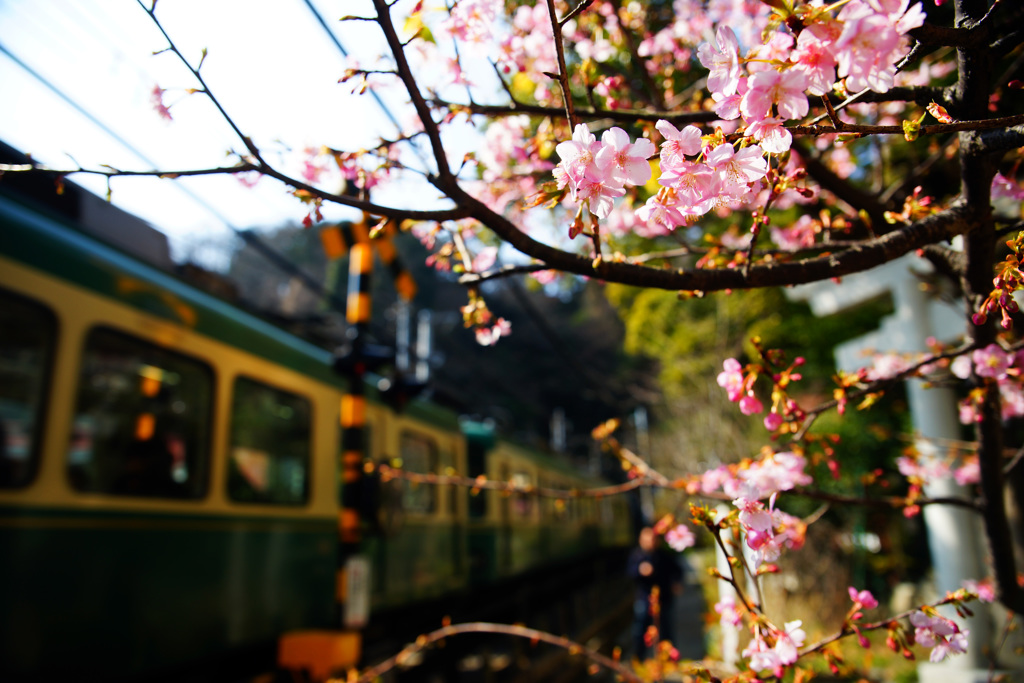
[0,288,56,489]
[228,376,310,506]
[398,431,437,515]
[68,327,212,499]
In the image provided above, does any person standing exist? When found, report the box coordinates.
[627,526,684,660]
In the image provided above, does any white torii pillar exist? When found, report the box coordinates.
[789,254,993,681]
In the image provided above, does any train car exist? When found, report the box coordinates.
[0,152,631,682]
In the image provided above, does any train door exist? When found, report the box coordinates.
[463,421,496,584]
[497,460,511,574]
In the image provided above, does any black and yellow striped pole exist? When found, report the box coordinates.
[277,238,376,678]
[337,241,373,629]
[319,219,417,303]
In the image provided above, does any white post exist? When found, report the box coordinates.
[892,275,992,682]
[415,309,432,383]
[790,256,997,682]
[395,300,411,374]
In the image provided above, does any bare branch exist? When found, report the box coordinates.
[346,622,655,683]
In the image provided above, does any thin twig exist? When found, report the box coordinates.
[546,0,579,128]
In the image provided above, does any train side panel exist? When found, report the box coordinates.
[0,195,342,679]
[364,406,467,610]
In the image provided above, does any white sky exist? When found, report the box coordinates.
[0,0,469,268]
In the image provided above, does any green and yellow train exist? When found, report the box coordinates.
[0,159,632,681]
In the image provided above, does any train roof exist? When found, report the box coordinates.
[0,150,460,431]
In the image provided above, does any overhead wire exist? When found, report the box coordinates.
[300,0,434,173]
[0,39,349,313]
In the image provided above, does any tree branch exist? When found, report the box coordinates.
[347,621,656,683]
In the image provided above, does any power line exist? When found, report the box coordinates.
[300,0,403,136]
[0,38,348,313]
[300,0,433,172]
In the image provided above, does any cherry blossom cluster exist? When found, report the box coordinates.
[471,115,553,216]
[733,494,807,567]
[992,171,1024,203]
[716,354,806,431]
[714,595,744,628]
[845,586,880,648]
[897,449,980,488]
[742,619,806,675]
[909,610,969,663]
[554,123,655,221]
[952,343,1024,424]
[150,84,173,122]
[699,450,813,502]
[638,122,769,232]
[460,289,512,346]
[698,1,925,152]
[974,223,1024,330]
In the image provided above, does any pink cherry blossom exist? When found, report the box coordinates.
[476,317,511,346]
[717,358,746,401]
[555,123,599,187]
[738,451,812,496]
[972,343,1012,380]
[595,127,656,185]
[714,596,743,627]
[656,120,704,164]
[739,394,764,415]
[864,352,912,381]
[442,0,503,51]
[575,173,626,219]
[953,458,980,486]
[743,632,781,672]
[745,116,792,153]
[300,146,328,184]
[742,620,805,673]
[950,354,973,379]
[992,172,1024,201]
[697,25,742,97]
[658,159,715,207]
[735,496,775,532]
[530,270,558,286]
[704,143,768,196]
[959,397,982,424]
[712,89,745,120]
[834,7,901,93]
[636,192,688,233]
[150,84,173,121]
[848,586,879,609]
[962,578,995,603]
[665,524,696,551]
[771,214,818,250]
[910,611,969,662]
[471,246,498,272]
[747,31,795,73]
[790,30,838,96]
[774,620,806,666]
[1001,381,1024,420]
[700,465,735,496]
[740,69,810,122]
